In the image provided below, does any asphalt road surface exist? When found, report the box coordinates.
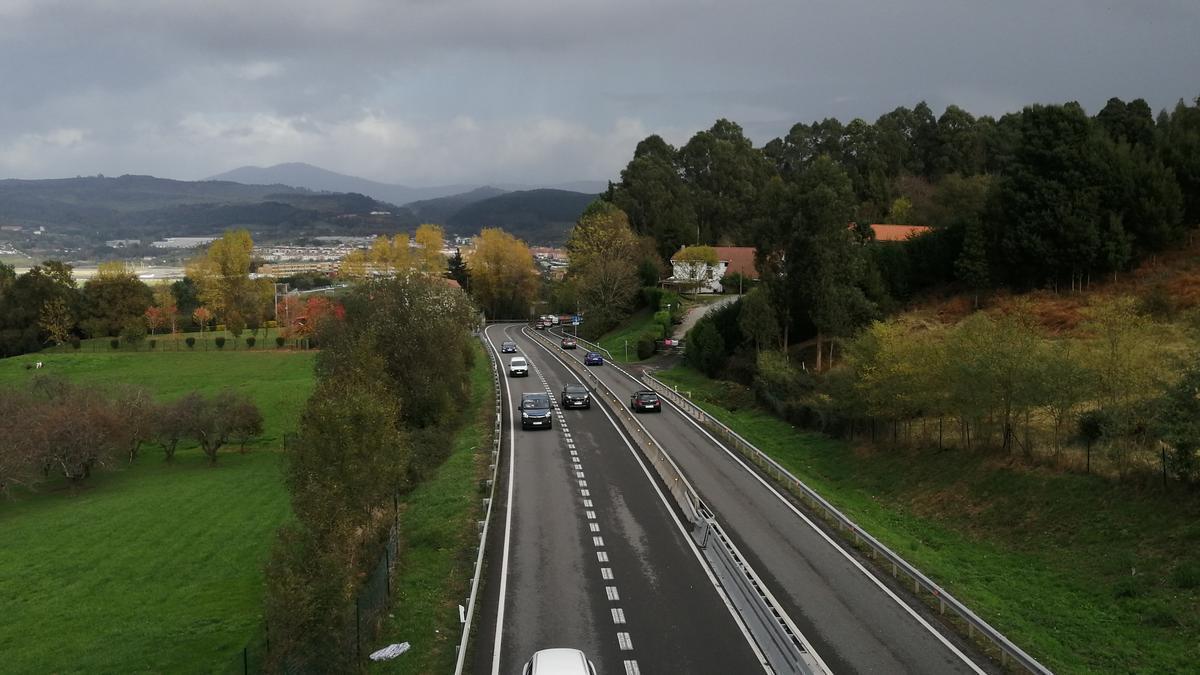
[473,323,767,675]
[547,327,997,675]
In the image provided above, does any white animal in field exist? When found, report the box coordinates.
[35,361,43,369]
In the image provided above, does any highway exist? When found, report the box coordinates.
[473,323,767,675]
[545,326,997,674]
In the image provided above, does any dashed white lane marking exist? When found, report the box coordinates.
[612,608,627,624]
[580,489,590,497]
[606,586,621,601]
[601,567,614,580]
[617,632,633,650]
[623,660,641,675]
[589,523,600,532]
[578,479,588,488]
[597,551,609,563]
[576,471,586,479]
[593,536,605,547]
[583,499,593,508]
[586,510,596,520]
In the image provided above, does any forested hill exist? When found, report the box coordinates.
[445,188,598,244]
[0,174,416,242]
[404,186,508,225]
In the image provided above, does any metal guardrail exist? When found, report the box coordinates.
[642,372,1054,675]
[452,336,504,675]
[526,327,822,675]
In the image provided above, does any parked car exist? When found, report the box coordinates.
[630,389,662,413]
[519,392,553,430]
[501,341,518,353]
[560,337,577,349]
[561,383,591,409]
[522,648,597,675]
[508,357,529,377]
[584,351,604,366]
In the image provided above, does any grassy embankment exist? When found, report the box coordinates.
[372,342,494,673]
[0,349,314,673]
[592,309,659,362]
[654,364,1200,673]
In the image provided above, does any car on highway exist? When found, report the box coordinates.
[522,648,597,675]
[519,392,554,430]
[584,351,604,366]
[561,383,591,409]
[501,341,518,353]
[630,388,662,413]
[534,320,547,330]
[560,337,577,349]
[508,357,529,377]
[548,314,561,326]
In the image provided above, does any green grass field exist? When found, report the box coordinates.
[655,365,1200,674]
[373,343,493,674]
[593,309,660,362]
[0,349,315,673]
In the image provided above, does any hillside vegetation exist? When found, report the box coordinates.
[446,188,598,245]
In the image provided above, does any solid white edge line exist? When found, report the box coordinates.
[523,327,771,673]
[570,327,986,674]
[486,325,519,675]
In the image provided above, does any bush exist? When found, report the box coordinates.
[653,310,671,337]
[686,319,726,376]
[214,336,226,349]
[246,336,256,348]
[185,337,196,349]
[148,339,157,349]
[120,319,148,346]
[70,337,81,350]
[1171,562,1200,589]
[109,338,120,350]
[216,323,227,332]
[275,336,286,348]
[265,320,278,329]
[636,332,657,359]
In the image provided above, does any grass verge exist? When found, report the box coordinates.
[371,342,494,673]
[655,364,1200,674]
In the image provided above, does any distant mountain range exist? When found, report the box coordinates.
[0,170,600,249]
[207,162,608,206]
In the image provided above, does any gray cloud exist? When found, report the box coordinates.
[0,0,1197,184]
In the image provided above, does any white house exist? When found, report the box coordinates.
[668,246,758,294]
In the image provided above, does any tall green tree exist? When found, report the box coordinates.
[678,119,775,245]
[612,135,697,260]
[566,201,641,331]
[79,263,153,337]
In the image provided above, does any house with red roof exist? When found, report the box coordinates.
[669,245,759,293]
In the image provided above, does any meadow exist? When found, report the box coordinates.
[0,349,315,673]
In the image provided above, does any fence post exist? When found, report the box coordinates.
[356,596,361,660]
[385,546,391,598]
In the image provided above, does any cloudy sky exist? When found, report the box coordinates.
[1,0,1197,186]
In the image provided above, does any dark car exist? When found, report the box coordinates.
[501,341,518,353]
[561,383,591,409]
[519,392,553,430]
[630,389,661,413]
[584,351,604,366]
[561,337,577,349]
[534,321,546,330]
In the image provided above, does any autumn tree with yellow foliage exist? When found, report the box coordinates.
[467,228,538,318]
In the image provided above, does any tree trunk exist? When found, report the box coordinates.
[815,331,824,371]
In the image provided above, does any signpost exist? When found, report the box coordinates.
[571,314,581,336]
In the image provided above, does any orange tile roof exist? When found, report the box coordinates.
[867,224,933,241]
[713,246,759,279]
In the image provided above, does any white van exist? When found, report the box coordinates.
[508,357,529,377]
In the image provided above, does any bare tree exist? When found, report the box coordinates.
[155,394,200,463]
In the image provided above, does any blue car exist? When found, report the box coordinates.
[584,351,604,366]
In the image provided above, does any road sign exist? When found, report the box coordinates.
[572,315,582,325]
